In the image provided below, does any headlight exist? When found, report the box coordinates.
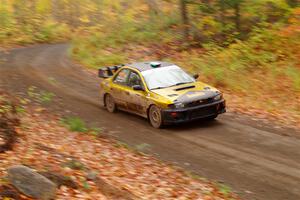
[214,94,223,101]
[169,102,185,109]
[175,102,185,108]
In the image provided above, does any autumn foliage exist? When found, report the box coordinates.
[0,99,240,199]
[0,1,299,126]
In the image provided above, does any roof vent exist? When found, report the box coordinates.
[150,62,161,68]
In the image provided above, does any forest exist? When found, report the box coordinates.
[1,0,300,125]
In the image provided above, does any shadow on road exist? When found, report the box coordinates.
[166,118,224,131]
[105,108,224,131]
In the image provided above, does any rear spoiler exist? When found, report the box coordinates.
[98,65,124,78]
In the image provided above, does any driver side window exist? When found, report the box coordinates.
[128,71,143,88]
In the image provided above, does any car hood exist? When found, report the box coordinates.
[151,82,220,103]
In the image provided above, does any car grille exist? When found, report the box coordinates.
[186,98,214,108]
[190,105,216,119]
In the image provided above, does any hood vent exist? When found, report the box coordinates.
[174,85,195,91]
[168,94,178,97]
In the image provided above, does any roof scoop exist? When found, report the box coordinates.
[150,62,161,68]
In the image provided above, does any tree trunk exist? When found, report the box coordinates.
[145,0,160,15]
[286,0,298,7]
[234,2,241,33]
[179,0,190,42]
[218,0,226,43]
[219,0,225,27]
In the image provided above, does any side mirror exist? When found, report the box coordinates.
[193,74,199,79]
[132,85,144,91]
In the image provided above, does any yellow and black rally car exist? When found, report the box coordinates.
[98,61,226,128]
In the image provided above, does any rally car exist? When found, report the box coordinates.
[98,61,226,128]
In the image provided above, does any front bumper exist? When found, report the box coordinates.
[162,99,226,124]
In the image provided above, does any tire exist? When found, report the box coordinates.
[105,94,116,113]
[148,105,163,128]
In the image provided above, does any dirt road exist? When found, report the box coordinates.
[1,44,300,200]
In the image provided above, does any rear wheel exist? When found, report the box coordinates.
[149,105,163,128]
[105,94,116,113]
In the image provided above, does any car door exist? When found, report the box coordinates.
[126,70,148,115]
[110,68,130,109]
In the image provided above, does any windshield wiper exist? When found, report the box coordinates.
[151,86,167,90]
[151,82,194,90]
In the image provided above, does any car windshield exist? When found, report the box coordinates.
[141,65,195,90]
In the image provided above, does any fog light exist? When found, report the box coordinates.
[171,112,178,118]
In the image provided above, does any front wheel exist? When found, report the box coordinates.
[105,94,116,113]
[149,105,163,128]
